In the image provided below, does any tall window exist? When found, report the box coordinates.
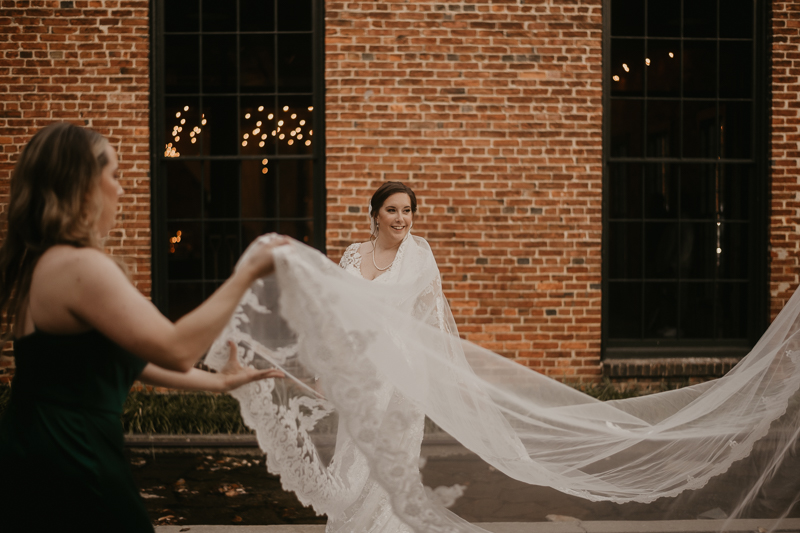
[603,0,767,357]
[152,0,325,320]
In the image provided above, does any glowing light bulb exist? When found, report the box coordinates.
[287,139,294,145]
[259,141,265,147]
[201,119,207,125]
[256,121,262,126]
[279,134,285,139]
[669,52,674,58]
[245,113,251,119]
[278,120,284,126]
[262,168,268,174]
[622,63,630,72]
[190,131,195,137]
[183,106,189,111]
[299,120,306,126]
[716,247,722,254]
[242,141,248,146]
[283,106,289,111]
[253,128,260,134]
[191,138,196,143]
[271,130,276,136]
[645,58,651,66]
[243,133,249,139]
[175,136,180,142]
[262,159,268,164]
[290,131,296,137]
[297,134,303,139]
[180,119,185,124]
[258,106,264,112]
[308,106,313,111]
[305,140,311,146]
[176,112,181,118]
[261,134,267,140]
[268,113,274,119]
[291,114,297,119]
[613,75,620,82]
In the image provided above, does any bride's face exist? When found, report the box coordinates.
[374,192,413,244]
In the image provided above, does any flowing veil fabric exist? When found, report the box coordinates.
[206,236,800,532]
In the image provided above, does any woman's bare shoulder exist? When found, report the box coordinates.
[356,241,373,254]
[36,245,113,275]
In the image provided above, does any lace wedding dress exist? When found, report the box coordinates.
[206,235,800,532]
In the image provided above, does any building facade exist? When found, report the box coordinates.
[0,0,797,385]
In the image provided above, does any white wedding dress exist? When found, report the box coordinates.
[205,234,800,532]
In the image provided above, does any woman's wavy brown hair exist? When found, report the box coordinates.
[0,122,109,341]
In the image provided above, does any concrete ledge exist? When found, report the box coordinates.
[125,432,460,448]
[155,519,800,533]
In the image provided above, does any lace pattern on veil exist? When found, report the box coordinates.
[207,236,800,531]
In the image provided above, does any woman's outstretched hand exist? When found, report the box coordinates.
[237,233,292,282]
[218,340,285,392]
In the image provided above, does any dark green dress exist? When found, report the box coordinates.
[0,330,153,532]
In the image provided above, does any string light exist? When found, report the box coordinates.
[291,113,297,119]
[669,52,674,58]
[168,230,182,254]
[645,58,651,66]
[245,113,251,119]
[622,63,630,72]
[299,120,306,126]
[258,106,264,112]
[183,106,189,111]
[613,75,620,82]
[283,106,289,111]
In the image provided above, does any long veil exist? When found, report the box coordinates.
[206,237,800,531]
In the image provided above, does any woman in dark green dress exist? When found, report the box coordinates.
[0,123,286,531]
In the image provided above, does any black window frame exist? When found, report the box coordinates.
[149,0,326,316]
[601,0,770,359]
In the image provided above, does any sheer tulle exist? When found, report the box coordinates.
[206,236,800,532]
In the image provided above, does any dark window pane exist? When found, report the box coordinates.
[278,34,313,93]
[278,0,312,31]
[680,283,714,338]
[720,164,752,220]
[241,97,277,155]
[683,40,717,98]
[241,34,276,93]
[279,219,314,245]
[611,39,644,97]
[202,97,238,155]
[241,159,277,219]
[646,100,680,157]
[718,222,748,279]
[203,34,237,93]
[164,35,200,94]
[682,222,716,279]
[684,0,717,38]
[243,220,278,246]
[611,0,644,36]
[166,160,202,219]
[646,40,680,97]
[609,163,643,219]
[611,99,643,157]
[167,282,203,322]
[165,0,199,32]
[720,101,752,159]
[608,283,642,338]
[720,0,753,38]
[205,221,240,281]
[164,97,201,157]
[241,0,275,32]
[204,160,239,218]
[202,0,236,32]
[717,283,748,338]
[644,282,678,338]
[277,95,314,155]
[277,160,314,218]
[644,163,677,219]
[683,101,717,158]
[609,222,642,279]
[680,164,717,219]
[645,223,679,278]
[719,41,752,99]
[647,0,680,37]
[167,221,202,280]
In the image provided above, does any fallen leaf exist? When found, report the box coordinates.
[232,515,243,523]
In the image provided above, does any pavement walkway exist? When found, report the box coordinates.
[155,519,800,533]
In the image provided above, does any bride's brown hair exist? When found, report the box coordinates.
[369,181,417,237]
[0,122,110,341]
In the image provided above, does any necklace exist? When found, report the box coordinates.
[371,235,395,271]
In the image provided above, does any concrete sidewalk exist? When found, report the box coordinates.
[155,519,800,533]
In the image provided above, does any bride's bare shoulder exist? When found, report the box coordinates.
[354,241,373,255]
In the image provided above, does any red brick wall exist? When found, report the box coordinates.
[324,0,604,381]
[0,0,150,382]
[769,1,800,320]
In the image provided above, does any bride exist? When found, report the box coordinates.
[207,183,800,532]
[329,181,433,532]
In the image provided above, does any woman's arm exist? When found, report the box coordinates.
[138,341,285,392]
[29,237,289,372]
